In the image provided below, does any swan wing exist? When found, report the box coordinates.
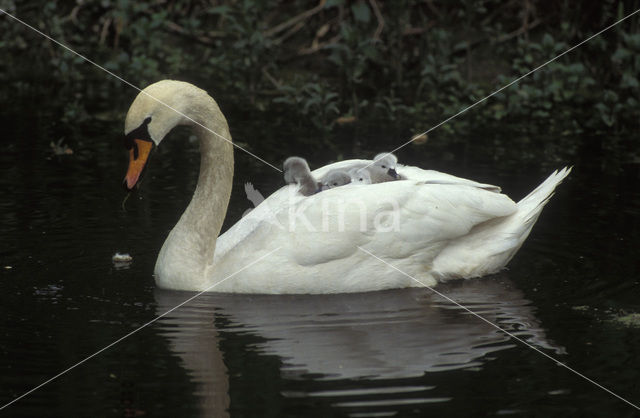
[214,181,516,291]
[398,166,502,192]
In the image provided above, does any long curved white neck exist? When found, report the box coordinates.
[154,98,234,290]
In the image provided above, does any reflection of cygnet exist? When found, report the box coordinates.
[370,152,401,182]
[349,168,371,185]
[321,170,352,190]
[283,157,321,196]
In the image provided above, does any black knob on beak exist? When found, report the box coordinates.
[387,168,399,179]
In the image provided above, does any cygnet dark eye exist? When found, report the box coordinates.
[359,177,363,181]
[381,165,386,169]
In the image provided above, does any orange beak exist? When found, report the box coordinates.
[124,139,153,190]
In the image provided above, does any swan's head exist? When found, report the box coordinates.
[123,80,206,190]
[372,152,399,181]
[349,168,371,185]
[283,156,312,184]
[322,170,351,190]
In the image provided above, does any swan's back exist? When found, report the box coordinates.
[212,177,519,293]
[312,159,501,191]
[212,160,570,294]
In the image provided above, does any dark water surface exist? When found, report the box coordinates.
[1,98,640,417]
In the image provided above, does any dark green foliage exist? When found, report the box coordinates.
[0,0,638,141]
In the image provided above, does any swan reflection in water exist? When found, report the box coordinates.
[154,276,564,416]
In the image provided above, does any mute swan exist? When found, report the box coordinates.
[283,156,320,196]
[321,169,352,190]
[123,80,571,293]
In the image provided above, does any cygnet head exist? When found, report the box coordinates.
[349,168,371,185]
[322,170,352,190]
[371,152,400,182]
[283,156,311,184]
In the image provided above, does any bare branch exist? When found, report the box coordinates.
[274,21,305,44]
[496,18,542,43]
[164,20,224,45]
[264,0,327,38]
[368,0,385,39]
[262,68,282,89]
[99,18,111,45]
[298,34,342,55]
[425,0,443,20]
[402,22,435,36]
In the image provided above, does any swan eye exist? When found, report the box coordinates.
[381,165,386,169]
[124,117,153,150]
[359,178,363,181]
[332,182,338,186]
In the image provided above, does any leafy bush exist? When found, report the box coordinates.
[0,0,637,146]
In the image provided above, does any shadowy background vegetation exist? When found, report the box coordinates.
[0,0,638,167]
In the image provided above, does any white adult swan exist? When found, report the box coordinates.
[123,80,571,293]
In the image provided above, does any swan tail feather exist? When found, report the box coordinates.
[512,166,572,237]
[432,167,571,280]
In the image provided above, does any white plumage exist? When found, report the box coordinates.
[123,80,571,294]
